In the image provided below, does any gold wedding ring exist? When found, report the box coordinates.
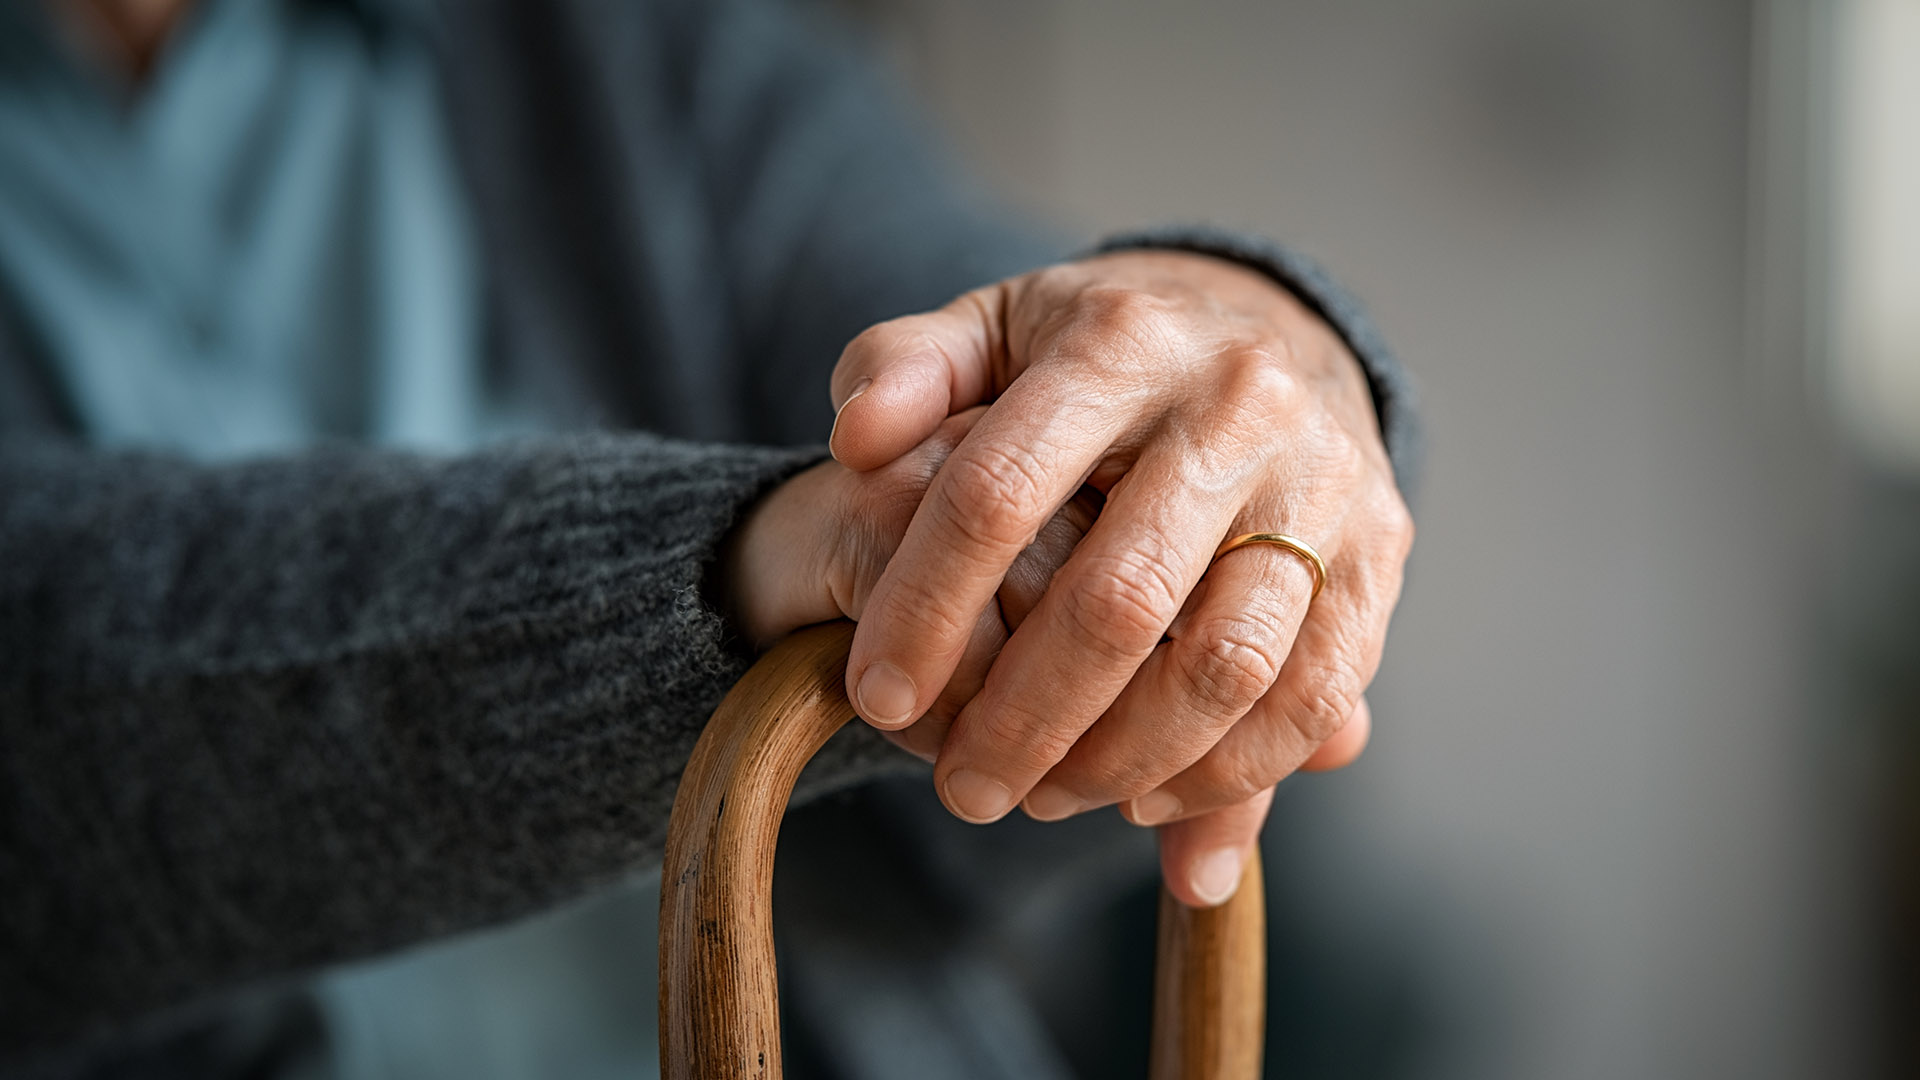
[1211,532,1328,599]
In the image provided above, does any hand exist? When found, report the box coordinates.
[719,408,1094,762]
[828,250,1413,907]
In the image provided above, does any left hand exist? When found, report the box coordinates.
[830,250,1413,908]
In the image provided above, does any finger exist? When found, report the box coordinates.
[1128,561,1400,824]
[846,364,1143,737]
[999,484,1102,629]
[1300,694,1370,772]
[886,600,1009,764]
[830,405,998,614]
[829,289,1007,471]
[1157,789,1273,908]
[884,486,1093,764]
[930,441,1249,824]
[1021,534,1317,821]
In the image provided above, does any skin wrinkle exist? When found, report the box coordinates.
[1058,548,1184,661]
[1188,609,1293,701]
[1072,286,1187,362]
[882,499,1080,763]
[825,247,1410,906]
[734,402,1102,766]
[956,285,1014,400]
[961,442,1245,801]
[1223,690,1333,787]
[911,391,1113,582]
[950,535,1194,783]
[941,443,1059,552]
[1,0,1421,1049]
[1213,345,1308,435]
[1162,420,1269,505]
[962,680,1085,772]
[1054,490,1202,629]
[1158,579,1384,815]
[1050,546,1311,808]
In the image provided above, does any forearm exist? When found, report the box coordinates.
[0,432,900,1057]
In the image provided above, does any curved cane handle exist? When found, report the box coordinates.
[659,621,1264,1079]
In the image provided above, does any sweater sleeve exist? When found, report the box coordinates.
[0,432,899,1057]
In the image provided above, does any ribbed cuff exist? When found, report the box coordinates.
[464,432,911,822]
[474,432,826,682]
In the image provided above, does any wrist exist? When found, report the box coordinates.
[716,458,842,648]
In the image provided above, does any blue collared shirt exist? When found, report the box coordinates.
[0,0,523,459]
[0,3,652,1077]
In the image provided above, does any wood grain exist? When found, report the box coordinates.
[659,620,1265,1079]
[1150,853,1267,1080]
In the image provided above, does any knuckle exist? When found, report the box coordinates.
[899,598,979,652]
[1283,665,1362,745]
[1312,422,1367,488]
[878,573,982,647]
[1070,757,1165,802]
[1184,751,1271,809]
[1221,344,1305,418]
[1072,285,1180,353]
[1177,619,1285,720]
[1342,433,1373,487]
[1059,551,1184,663]
[1380,493,1416,557]
[970,701,1077,771]
[1340,493,1414,604]
[1077,283,1164,325]
[1023,263,1077,299]
[940,445,1051,554]
[1183,347,1309,480]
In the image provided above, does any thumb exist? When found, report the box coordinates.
[829,288,1006,471]
[1156,789,1274,908]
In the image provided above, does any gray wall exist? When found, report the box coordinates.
[856,1,1866,1076]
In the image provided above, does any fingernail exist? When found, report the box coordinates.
[1128,790,1182,826]
[1022,781,1086,822]
[1191,847,1245,906]
[855,661,917,727]
[944,769,1014,823]
[827,377,873,460]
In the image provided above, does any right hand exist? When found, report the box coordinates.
[719,407,1095,762]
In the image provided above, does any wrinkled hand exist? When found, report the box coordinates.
[721,408,1094,762]
[828,250,1413,907]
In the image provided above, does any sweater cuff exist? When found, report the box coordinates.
[478,433,910,810]
[1093,226,1421,496]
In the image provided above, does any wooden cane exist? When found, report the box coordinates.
[659,621,1265,1079]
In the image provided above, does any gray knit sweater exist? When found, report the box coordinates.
[0,0,1416,1065]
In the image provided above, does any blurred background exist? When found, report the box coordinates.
[7,1,1911,1078]
[834,0,1917,1076]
